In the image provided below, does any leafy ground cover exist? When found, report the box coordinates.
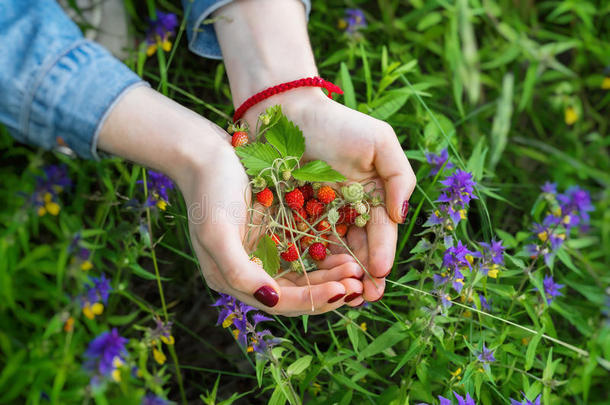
[0,0,609,404]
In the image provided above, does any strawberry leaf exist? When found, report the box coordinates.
[253,235,280,276]
[292,160,346,182]
[235,143,281,181]
[264,110,305,163]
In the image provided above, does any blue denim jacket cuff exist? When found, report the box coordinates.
[184,0,311,59]
[25,39,147,160]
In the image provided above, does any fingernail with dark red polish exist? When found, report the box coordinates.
[369,292,384,302]
[350,276,361,280]
[401,201,410,223]
[254,286,279,307]
[344,292,362,302]
[328,293,345,303]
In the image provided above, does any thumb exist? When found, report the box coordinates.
[209,224,282,308]
[374,130,417,223]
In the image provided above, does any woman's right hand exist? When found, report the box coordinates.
[98,86,363,315]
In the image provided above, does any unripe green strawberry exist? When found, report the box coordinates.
[308,242,327,261]
[282,170,292,181]
[355,215,368,228]
[256,188,273,207]
[353,201,367,215]
[285,189,305,210]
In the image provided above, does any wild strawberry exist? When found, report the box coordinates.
[231,131,248,147]
[355,215,368,228]
[280,243,299,262]
[285,189,304,210]
[335,224,348,237]
[270,233,281,245]
[305,199,324,218]
[300,235,315,250]
[338,205,358,224]
[292,207,308,223]
[299,184,314,201]
[317,186,336,204]
[250,256,264,267]
[309,242,327,261]
[316,219,331,232]
[297,222,309,232]
[256,187,273,207]
[353,201,367,215]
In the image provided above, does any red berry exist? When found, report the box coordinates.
[300,235,315,250]
[285,189,305,210]
[256,187,273,207]
[338,205,358,224]
[231,131,248,147]
[299,184,314,200]
[270,233,281,245]
[335,224,348,237]
[305,199,324,219]
[316,219,331,232]
[317,186,336,204]
[280,243,299,262]
[292,207,308,223]
[309,242,327,261]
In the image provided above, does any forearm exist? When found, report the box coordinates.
[213,0,318,107]
[97,86,227,184]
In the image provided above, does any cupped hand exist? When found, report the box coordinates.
[98,86,362,315]
[244,88,417,303]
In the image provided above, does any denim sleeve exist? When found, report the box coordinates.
[0,0,147,159]
[182,0,311,59]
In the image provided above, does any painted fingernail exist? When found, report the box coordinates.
[401,201,410,223]
[328,293,346,303]
[344,292,362,302]
[254,286,279,307]
[350,276,361,280]
[369,292,384,302]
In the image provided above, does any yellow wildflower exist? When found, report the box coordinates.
[153,347,166,365]
[564,106,577,125]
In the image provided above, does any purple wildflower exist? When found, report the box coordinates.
[212,293,277,355]
[478,294,491,311]
[26,164,71,215]
[543,275,564,304]
[442,241,473,272]
[477,344,496,363]
[440,293,453,308]
[438,170,477,208]
[440,392,476,405]
[510,394,541,405]
[541,182,557,194]
[145,171,174,202]
[426,149,454,176]
[142,393,169,405]
[344,9,367,33]
[146,11,178,45]
[84,329,128,380]
[41,164,72,190]
[85,274,112,305]
[557,186,593,229]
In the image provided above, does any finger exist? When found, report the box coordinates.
[366,206,397,278]
[374,126,417,223]
[340,277,364,306]
[363,276,385,302]
[316,253,356,270]
[282,261,364,286]
[203,222,282,309]
[271,281,347,316]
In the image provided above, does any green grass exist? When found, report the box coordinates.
[0,0,609,404]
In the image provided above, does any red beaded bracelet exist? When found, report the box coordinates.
[233,77,343,123]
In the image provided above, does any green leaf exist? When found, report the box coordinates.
[358,322,407,360]
[129,263,171,281]
[287,355,312,376]
[253,235,280,276]
[235,143,281,179]
[340,62,356,109]
[292,160,346,182]
[525,328,544,371]
[264,115,305,161]
[370,92,409,120]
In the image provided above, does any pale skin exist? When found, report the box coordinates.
[97,0,416,315]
